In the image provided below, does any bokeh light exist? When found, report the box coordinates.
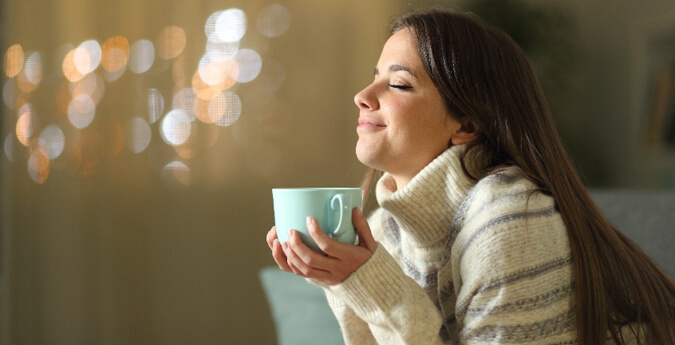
[70,73,96,96]
[38,125,65,160]
[172,88,197,121]
[63,49,86,82]
[109,120,125,156]
[74,40,102,75]
[3,79,16,109]
[55,81,72,114]
[147,88,164,123]
[17,74,37,94]
[157,26,186,60]
[101,36,130,72]
[205,11,220,41]
[234,49,262,83]
[206,40,239,62]
[4,134,15,162]
[198,55,225,86]
[174,143,197,160]
[257,4,291,38]
[3,44,24,78]
[17,57,40,94]
[192,71,222,101]
[194,91,227,124]
[28,148,50,184]
[160,109,191,146]
[198,55,240,87]
[71,72,105,105]
[2,3,281,185]
[103,62,127,82]
[16,103,36,146]
[125,117,152,153]
[207,91,227,123]
[68,94,96,129]
[129,39,155,74]
[24,52,43,85]
[214,91,242,127]
[194,98,212,124]
[162,160,191,187]
[215,9,247,43]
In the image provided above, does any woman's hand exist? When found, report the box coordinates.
[266,207,378,285]
[267,224,294,273]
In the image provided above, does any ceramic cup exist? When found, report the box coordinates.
[272,188,363,252]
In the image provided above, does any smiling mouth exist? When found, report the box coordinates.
[357,118,386,128]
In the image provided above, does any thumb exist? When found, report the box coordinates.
[352,208,377,252]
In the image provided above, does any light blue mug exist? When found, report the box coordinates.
[272,188,363,253]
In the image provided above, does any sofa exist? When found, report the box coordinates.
[260,190,675,345]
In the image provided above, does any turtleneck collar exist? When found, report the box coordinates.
[375,145,477,249]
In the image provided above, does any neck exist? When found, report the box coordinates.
[375,145,476,249]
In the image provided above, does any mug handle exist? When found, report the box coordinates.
[330,193,348,238]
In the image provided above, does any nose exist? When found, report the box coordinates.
[354,84,379,111]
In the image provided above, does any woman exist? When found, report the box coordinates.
[266,8,674,345]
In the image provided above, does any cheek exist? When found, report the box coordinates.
[382,95,413,116]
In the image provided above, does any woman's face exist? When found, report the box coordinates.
[354,29,465,187]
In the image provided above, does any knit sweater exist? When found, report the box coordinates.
[322,145,578,344]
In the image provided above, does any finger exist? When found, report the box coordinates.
[271,239,292,273]
[266,226,278,249]
[306,217,344,258]
[285,239,332,279]
[282,242,304,276]
[290,229,336,270]
[287,261,305,277]
[353,208,377,252]
[284,245,307,277]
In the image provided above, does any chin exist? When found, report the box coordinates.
[355,143,383,171]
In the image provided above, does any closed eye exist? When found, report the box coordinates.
[389,84,412,90]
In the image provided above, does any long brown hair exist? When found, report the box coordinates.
[363,7,674,344]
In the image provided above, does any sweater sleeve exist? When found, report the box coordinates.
[327,245,448,345]
[322,208,445,345]
[324,289,379,345]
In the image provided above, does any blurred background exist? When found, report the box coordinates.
[1,0,674,344]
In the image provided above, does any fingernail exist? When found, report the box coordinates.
[306,217,313,226]
[282,242,288,251]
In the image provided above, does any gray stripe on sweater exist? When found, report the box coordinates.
[382,212,401,247]
[463,283,574,316]
[458,206,557,261]
[447,188,544,263]
[403,190,549,295]
[460,309,575,343]
[402,257,438,290]
[455,255,574,316]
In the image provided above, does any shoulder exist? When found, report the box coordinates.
[452,170,571,279]
[457,170,556,227]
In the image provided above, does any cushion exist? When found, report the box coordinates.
[259,267,344,345]
[589,189,675,279]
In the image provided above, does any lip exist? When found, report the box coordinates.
[357,117,386,130]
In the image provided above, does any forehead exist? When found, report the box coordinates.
[378,29,420,68]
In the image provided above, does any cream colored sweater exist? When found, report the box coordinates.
[322,145,577,344]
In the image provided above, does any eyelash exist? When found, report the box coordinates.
[388,84,412,90]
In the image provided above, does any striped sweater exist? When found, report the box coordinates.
[321,145,578,344]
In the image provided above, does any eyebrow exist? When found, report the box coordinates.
[374,64,417,79]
